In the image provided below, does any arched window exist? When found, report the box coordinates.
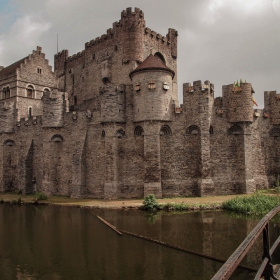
[101,130,105,137]
[187,125,200,135]
[3,140,15,146]
[28,107,32,117]
[116,129,125,138]
[2,87,6,99]
[160,125,172,135]
[5,86,10,98]
[209,126,214,135]
[26,85,34,98]
[51,134,64,142]
[43,88,50,94]
[154,52,166,64]
[134,126,144,136]
[228,125,244,135]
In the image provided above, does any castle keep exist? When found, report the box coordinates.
[0,8,279,198]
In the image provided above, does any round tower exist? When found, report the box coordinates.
[130,54,175,122]
[121,7,145,63]
[223,82,254,123]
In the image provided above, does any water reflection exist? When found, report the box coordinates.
[0,204,279,280]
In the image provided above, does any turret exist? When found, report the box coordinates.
[130,54,175,122]
[120,7,145,63]
[264,91,280,124]
[167,28,178,59]
[54,50,68,76]
[183,80,214,127]
[223,82,254,123]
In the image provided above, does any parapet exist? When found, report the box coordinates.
[183,80,214,95]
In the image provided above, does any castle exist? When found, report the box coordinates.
[0,7,278,199]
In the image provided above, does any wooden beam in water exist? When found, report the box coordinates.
[96,215,123,236]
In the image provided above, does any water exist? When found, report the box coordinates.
[0,204,279,280]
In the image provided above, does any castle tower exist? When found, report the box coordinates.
[130,54,175,122]
[183,80,215,196]
[223,82,254,123]
[120,7,145,63]
[130,54,175,198]
[223,82,256,193]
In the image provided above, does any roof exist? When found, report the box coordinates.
[129,54,175,79]
[0,57,27,78]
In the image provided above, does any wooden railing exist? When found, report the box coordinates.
[212,204,280,280]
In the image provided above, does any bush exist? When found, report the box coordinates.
[142,194,160,211]
[34,192,48,201]
[162,202,189,211]
[222,194,280,215]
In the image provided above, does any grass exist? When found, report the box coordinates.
[222,193,280,215]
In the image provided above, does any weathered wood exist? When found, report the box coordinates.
[96,215,123,236]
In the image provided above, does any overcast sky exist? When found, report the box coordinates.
[0,0,280,107]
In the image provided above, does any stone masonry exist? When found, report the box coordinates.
[0,7,278,198]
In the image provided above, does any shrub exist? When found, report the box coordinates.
[34,192,48,201]
[162,202,189,211]
[142,194,160,211]
[222,194,280,215]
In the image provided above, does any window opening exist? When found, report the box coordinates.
[26,85,34,98]
[28,107,32,117]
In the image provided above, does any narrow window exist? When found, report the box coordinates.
[28,107,32,117]
[26,85,34,98]
[37,68,42,74]
[2,87,6,99]
[6,87,10,98]
[74,96,77,105]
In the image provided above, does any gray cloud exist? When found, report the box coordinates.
[1,0,280,107]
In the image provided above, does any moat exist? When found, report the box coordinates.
[1,204,280,280]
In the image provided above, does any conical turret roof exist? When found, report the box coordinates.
[129,54,175,79]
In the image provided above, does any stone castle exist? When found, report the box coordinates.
[0,7,278,198]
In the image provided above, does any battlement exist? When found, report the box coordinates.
[144,28,170,46]
[67,50,85,63]
[121,7,144,19]
[16,115,43,127]
[183,80,214,95]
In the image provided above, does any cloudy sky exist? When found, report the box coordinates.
[0,0,280,107]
